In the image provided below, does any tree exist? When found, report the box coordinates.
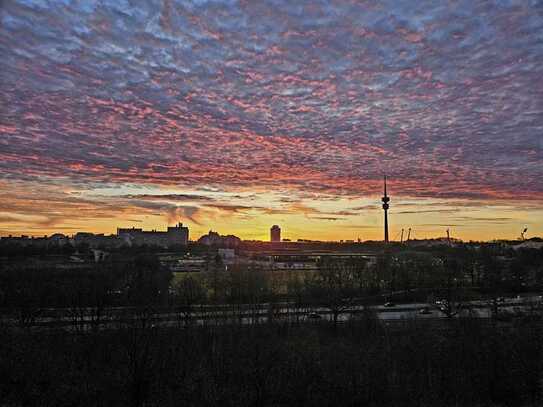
[286,271,307,323]
[306,258,363,327]
[477,248,505,318]
[433,256,467,318]
[225,266,272,325]
[173,276,206,325]
[120,254,172,330]
[5,267,46,327]
[125,254,172,306]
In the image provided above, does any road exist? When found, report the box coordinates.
[2,295,541,331]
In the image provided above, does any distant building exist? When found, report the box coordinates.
[159,254,206,272]
[270,225,281,242]
[512,240,543,250]
[1,235,46,248]
[74,232,123,249]
[218,248,236,262]
[117,223,189,248]
[91,249,109,262]
[198,231,241,247]
[406,237,461,248]
[48,233,70,245]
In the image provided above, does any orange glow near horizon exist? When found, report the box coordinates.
[1,180,541,242]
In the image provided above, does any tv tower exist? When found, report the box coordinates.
[382,175,390,243]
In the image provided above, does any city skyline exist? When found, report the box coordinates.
[1,1,542,241]
[1,217,539,244]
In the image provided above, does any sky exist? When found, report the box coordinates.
[1,0,542,242]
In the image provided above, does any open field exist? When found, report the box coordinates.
[172,268,312,296]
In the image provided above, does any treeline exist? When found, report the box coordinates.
[0,242,190,257]
[1,316,542,406]
[2,246,543,327]
[0,254,172,326]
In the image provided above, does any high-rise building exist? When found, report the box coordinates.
[270,225,281,242]
[382,175,390,243]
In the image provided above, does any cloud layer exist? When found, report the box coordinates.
[1,0,542,238]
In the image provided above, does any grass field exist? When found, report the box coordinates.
[171,268,312,296]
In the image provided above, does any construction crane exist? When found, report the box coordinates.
[520,227,528,241]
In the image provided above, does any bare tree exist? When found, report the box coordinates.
[433,256,467,318]
[286,271,307,323]
[306,258,363,327]
[173,275,206,326]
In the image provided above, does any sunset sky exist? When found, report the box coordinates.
[1,0,542,241]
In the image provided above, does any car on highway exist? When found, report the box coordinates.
[384,302,396,307]
[306,312,322,320]
[419,307,432,315]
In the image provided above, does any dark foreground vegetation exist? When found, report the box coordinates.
[1,242,543,406]
[1,316,542,407]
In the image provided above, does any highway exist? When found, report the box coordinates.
[2,295,541,331]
